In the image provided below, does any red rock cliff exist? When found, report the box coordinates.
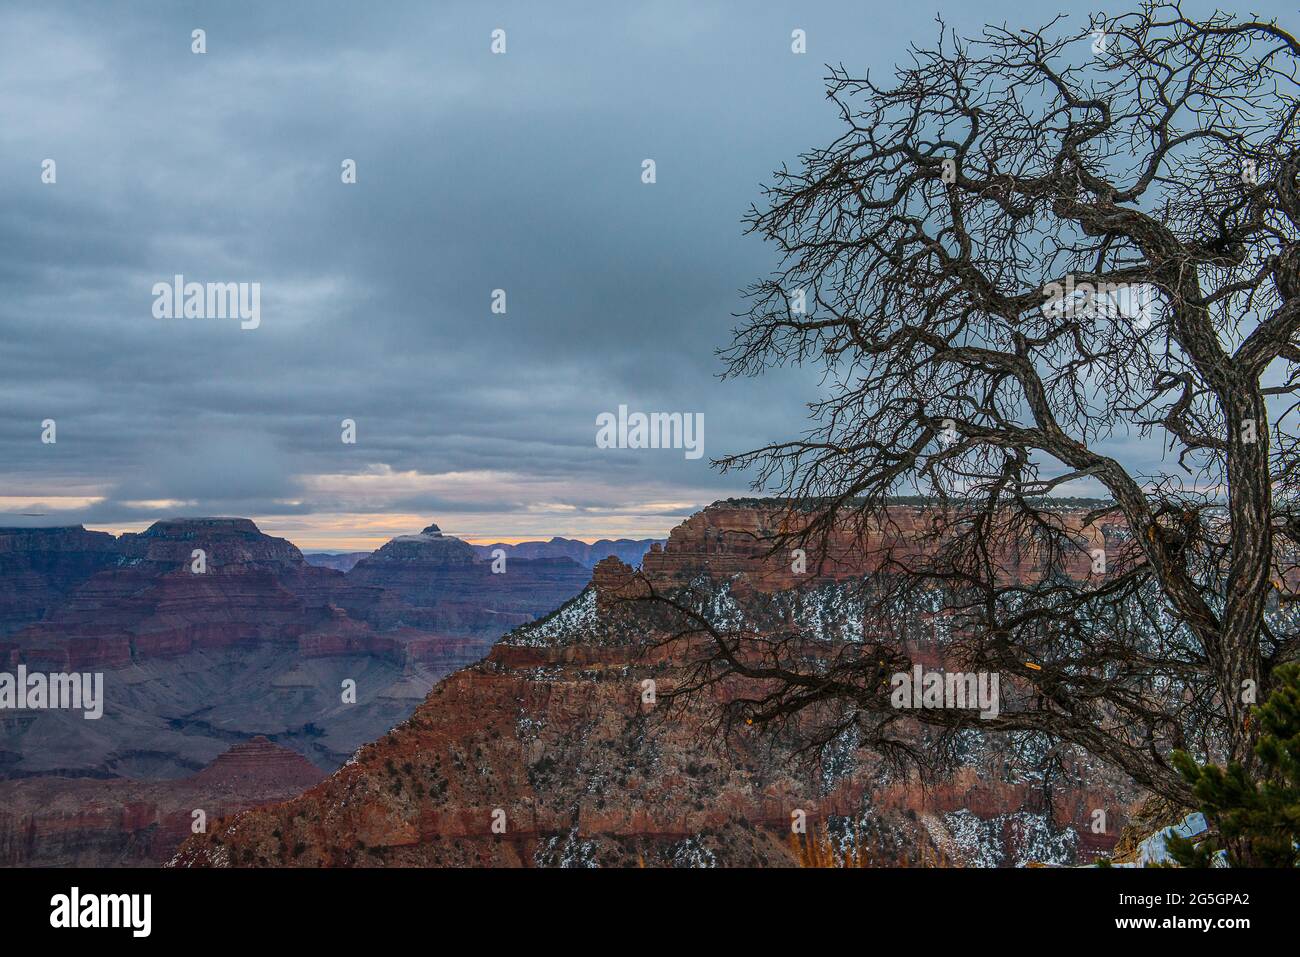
[171,501,1139,869]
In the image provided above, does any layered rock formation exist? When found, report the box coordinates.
[0,516,601,866]
[0,526,121,638]
[2,517,594,770]
[639,501,1113,593]
[3,518,333,673]
[346,523,590,631]
[172,501,1139,869]
[0,737,324,867]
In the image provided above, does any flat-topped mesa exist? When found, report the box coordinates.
[0,527,123,637]
[118,517,306,570]
[141,517,263,536]
[0,525,118,554]
[639,500,1117,593]
[6,518,323,671]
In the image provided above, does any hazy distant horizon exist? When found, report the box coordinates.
[91,514,675,552]
[5,512,681,553]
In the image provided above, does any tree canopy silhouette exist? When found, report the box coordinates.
[681,2,1300,806]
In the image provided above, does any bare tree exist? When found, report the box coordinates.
[664,2,1300,815]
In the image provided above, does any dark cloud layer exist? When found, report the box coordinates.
[0,0,1268,546]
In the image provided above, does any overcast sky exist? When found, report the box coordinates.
[0,1,1289,550]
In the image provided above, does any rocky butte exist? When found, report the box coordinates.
[172,500,1141,868]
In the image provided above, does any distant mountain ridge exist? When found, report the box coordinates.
[469,536,661,568]
[302,552,370,572]
[304,535,663,573]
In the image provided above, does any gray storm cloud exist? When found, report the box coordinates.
[0,0,1243,542]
